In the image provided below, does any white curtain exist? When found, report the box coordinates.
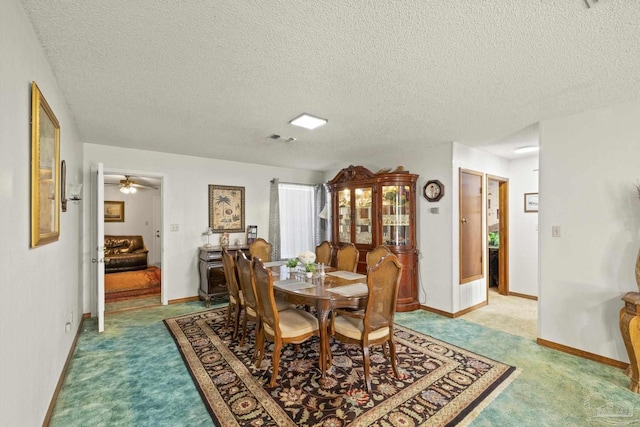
[279,183,316,259]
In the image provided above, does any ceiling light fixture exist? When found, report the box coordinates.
[119,184,137,194]
[514,146,539,154]
[289,113,327,130]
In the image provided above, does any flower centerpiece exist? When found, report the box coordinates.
[298,251,316,266]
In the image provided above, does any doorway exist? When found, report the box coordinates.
[102,171,164,313]
[486,175,509,296]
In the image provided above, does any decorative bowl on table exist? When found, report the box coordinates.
[298,251,316,266]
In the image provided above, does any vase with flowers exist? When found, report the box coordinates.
[305,263,316,278]
[285,258,298,273]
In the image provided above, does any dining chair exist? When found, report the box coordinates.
[315,240,335,267]
[237,251,293,350]
[366,245,391,270]
[336,242,359,272]
[330,253,403,391]
[236,251,263,351]
[252,258,320,387]
[221,248,243,338]
[249,237,272,262]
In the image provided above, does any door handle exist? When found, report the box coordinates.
[461,218,468,224]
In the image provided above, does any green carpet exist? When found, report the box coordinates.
[49,302,640,426]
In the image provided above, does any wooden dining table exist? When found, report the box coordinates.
[264,262,369,379]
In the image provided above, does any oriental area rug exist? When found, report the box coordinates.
[105,266,161,303]
[164,308,517,427]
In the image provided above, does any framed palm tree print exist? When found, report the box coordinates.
[209,185,245,233]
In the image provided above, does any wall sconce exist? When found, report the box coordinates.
[61,160,82,212]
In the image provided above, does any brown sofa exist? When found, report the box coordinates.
[104,235,149,273]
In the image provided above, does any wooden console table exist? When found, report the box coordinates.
[620,292,640,393]
[198,245,249,307]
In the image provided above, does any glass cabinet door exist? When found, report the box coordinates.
[337,188,351,243]
[381,185,411,246]
[354,187,373,244]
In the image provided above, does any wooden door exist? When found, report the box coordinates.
[459,169,483,283]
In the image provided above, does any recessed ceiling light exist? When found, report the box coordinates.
[289,113,327,130]
[514,146,539,154]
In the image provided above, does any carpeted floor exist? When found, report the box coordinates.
[50,301,640,426]
[165,307,517,426]
[460,288,537,340]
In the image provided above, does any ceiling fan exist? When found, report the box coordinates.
[106,175,157,194]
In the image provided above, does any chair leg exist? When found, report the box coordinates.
[362,345,372,392]
[253,318,261,360]
[232,305,242,338]
[255,326,265,368]
[270,341,282,387]
[240,312,248,347]
[226,303,232,329]
[388,338,399,378]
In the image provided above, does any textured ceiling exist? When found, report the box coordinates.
[20,0,640,171]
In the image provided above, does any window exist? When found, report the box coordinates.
[279,183,316,259]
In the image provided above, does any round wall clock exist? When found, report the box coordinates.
[423,180,444,202]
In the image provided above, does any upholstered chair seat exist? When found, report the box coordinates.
[262,309,318,337]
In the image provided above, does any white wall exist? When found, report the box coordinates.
[83,144,324,313]
[539,99,640,362]
[0,0,84,424]
[508,155,539,297]
[104,185,160,264]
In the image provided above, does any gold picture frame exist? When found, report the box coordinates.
[104,201,125,222]
[209,185,245,233]
[31,82,60,247]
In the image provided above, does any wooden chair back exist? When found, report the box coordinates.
[365,254,403,333]
[315,240,334,266]
[221,248,241,304]
[336,242,359,272]
[252,259,278,335]
[236,251,257,313]
[249,237,272,262]
[366,245,392,270]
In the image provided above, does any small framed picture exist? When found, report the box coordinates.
[104,201,125,222]
[524,193,538,213]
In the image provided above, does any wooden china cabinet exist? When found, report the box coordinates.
[329,165,419,312]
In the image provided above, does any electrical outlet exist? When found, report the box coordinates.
[552,226,561,237]
[170,224,179,232]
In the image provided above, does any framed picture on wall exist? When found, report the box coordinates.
[209,185,245,233]
[30,82,61,247]
[104,201,125,222]
[524,193,538,213]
